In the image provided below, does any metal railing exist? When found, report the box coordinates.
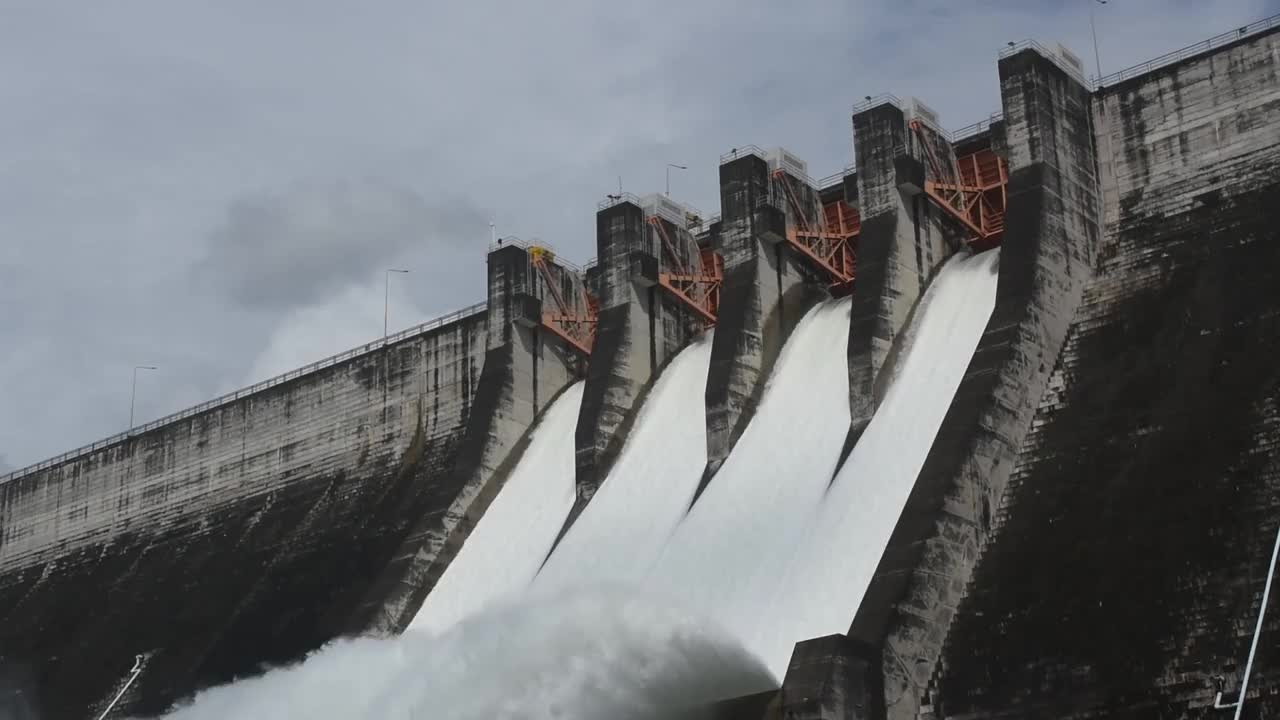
[1096,12,1280,87]
[816,164,856,191]
[0,301,488,486]
[719,144,766,164]
[488,236,588,273]
[951,113,1005,143]
[596,191,644,211]
[999,39,1090,86]
[851,93,903,116]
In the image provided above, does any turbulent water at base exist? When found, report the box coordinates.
[158,588,772,720]
[411,382,584,634]
[154,250,1001,718]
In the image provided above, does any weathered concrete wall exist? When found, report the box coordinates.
[848,101,951,428]
[0,307,488,718]
[846,48,1102,720]
[704,152,827,477]
[574,199,704,501]
[349,243,578,635]
[936,27,1280,719]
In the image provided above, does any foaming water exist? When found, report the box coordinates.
[646,299,854,678]
[536,332,715,590]
[412,382,584,634]
[158,589,772,720]
[781,249,1000,649]
[150,250,1001,714]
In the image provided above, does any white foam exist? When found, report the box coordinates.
[780,249,1001,650]
[410,382,584,634]
[646,298,854,678]
[535,332,714,591]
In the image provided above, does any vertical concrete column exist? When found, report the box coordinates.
[780,634,883,720]
[350,244,577,635]
[848,101,949,429]
[847,50,1101,720]
[573,201,656,502]
[703,153,815,477]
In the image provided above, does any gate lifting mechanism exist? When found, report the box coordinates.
[649,216,722,324]
[529,246,597,357]
[908,119,1008,251]
[769,169,859,295]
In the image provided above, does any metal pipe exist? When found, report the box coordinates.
[96,655,144,720]
[1232,524,1280,718]
[129,366,157,430]
[384,268,410,338]
[666,163,687,197]
[1090,0,1107,83]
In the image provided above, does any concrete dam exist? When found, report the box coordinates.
[2,15,1279,720]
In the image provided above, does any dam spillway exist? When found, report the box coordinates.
[3,13,1280,720]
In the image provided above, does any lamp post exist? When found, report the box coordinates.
[666,163,687,197]
[384,268,410,338]
[130,365,157,430]
[1090,0,1107,83]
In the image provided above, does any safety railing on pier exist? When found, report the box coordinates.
[998,39,1090,86]
[1096,12,1280,87]
[0,302,488,486]
[719,144,767,165]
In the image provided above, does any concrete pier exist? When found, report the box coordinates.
[847,98,951,430]
[704,150,828,479]
[847,46,1102,720]
[574,195,707,503]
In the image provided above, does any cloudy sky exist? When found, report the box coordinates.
[1,0,1274,471]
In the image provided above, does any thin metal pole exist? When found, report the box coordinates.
[129,366,156,430]
[1090,0,1106,83]
[129,370,138,429]
[384,269,409,339]
[96,655,144,720]
[666,163,687,198]
[1234,524,1280,720]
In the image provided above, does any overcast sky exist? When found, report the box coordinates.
[1,0,1274,471]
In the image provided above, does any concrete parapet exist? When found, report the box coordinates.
[350,243,579,635]
[848,100,951,429]
[847,48,1101,719]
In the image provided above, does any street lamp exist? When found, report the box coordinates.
[1090,0,1107,83]
[384,268,410,338]
[666,163,687,197]
[130,365,157,430]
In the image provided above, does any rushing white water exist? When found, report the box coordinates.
[779,248,1001,650]
[411,382,584,634]
[535,332,714,591]
[645,298,854,678]
[153,249,1001,717]
[159,588,773,720]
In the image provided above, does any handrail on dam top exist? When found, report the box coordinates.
[1095,11,1280,87]
[851,93,903,115]
[0,301,488,486]
[596,191,644,211]
[488,236,586,273]
[997,39,1090,86]
[719,144,766,164]
[951,113,1005,143]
